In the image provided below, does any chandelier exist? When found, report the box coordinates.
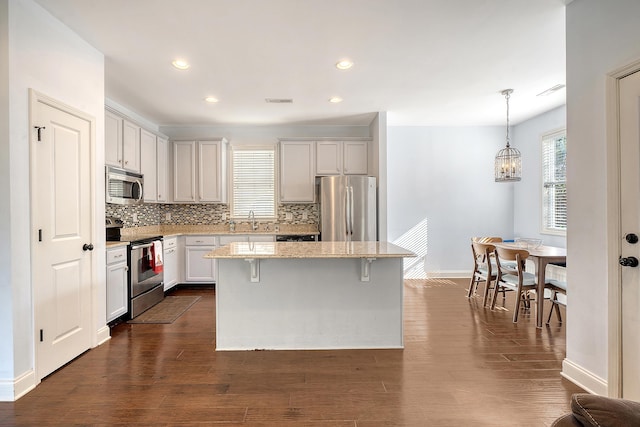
[495,89,521,182]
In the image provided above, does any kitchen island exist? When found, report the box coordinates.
[205,241,415,351]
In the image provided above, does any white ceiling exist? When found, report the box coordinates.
[34,0,567,127]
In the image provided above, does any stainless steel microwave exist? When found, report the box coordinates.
[106,166,143,205]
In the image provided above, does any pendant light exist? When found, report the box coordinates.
[494,89,521,182]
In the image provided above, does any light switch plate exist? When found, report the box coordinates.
[133,213,138,223]
[165,212,171,221]
[301,211,308,220]
[222,213,227,221]
[285,212,293,221]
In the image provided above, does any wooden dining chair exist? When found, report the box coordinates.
[468,241,499,306]
[546,279,567,324]
[491,246,538,323]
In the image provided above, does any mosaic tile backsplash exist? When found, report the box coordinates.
[106,203,319,228]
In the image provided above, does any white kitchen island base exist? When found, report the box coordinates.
[209,242,413,351]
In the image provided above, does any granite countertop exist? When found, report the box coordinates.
[120,224,319,239]
[106,241,129,249]
[204,241,416,259]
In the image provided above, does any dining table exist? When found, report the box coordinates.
[495,243,567,328]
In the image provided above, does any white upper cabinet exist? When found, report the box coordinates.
[280,141,315,203]
[157,137,168,202]
[316,141,342,175]
[172,139,227,203]
[122,119,141,172]
[199,140,226,202]
[173,141,197,202]
[140,128,157,202]
[105,109,123,168]
[316,140,368,176]
[343,141,368,175]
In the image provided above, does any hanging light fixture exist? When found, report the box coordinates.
[494,89,521,182]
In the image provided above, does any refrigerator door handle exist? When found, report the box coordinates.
[349,186,355,238]
[344,185,350,238]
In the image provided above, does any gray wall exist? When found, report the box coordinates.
[387,126,513,276]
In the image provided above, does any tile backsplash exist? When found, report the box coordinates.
[106,203,318,228]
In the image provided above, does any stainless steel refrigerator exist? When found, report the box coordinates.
[319,175,377,241]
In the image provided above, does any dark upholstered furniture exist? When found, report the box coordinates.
[552,393,640,426]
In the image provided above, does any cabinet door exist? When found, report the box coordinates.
[185,246,216,282]
[163,245,178,290]
[105,110,123,167]
[199,140,224,202]
[122,120,141,172]
[157,137,168,202]
[173,141,196,202]
[140,129,157,202]
[316,141,342,175]
[280,141,315,202]
[343,141,368,175]
[106,261,128,322]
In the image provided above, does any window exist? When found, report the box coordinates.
[542,130,567,234]
[230,146,276,219]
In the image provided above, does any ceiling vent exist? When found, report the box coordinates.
[265,98,293,103]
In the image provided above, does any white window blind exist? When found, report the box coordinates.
[542,131,567,234]
[230,146,276,219]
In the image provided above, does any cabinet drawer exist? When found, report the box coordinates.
[164,237,177,249]
[185,235,217,246]
[106,247,127,264]
[218,235,247,246]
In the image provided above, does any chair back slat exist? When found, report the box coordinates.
[471,236,503,244]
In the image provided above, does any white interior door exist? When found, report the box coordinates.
[619,70,640,400]
[31,91,93,380]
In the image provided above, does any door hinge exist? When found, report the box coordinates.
[38,229,42,242]
[39,329,43,342]
[34,126,46,142]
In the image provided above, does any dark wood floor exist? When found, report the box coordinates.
[0,278,583,426]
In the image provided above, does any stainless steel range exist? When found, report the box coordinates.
[128,236,164,318]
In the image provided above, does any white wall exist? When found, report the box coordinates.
[1,0,104,401]
[564,0,640,395]
[513,105,567,248]
[386,126,514,276]
[0,0,13,394]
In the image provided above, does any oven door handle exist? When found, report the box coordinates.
[130,242,153,250]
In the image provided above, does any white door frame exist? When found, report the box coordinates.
[606,58,640,398]
[28,89,97,381]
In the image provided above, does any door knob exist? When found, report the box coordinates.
[82,243,94,251]
[619,256,639,267]
[626,233,639,244]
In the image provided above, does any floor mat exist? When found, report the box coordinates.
[127,295,201,324]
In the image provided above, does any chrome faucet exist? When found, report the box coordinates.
[249,210,258,231]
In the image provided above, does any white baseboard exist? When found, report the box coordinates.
[562,358,608,396]
[0,369,37,402]
[96,325,111,346]
[427,270,471,279]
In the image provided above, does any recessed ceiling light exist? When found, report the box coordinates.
[537,84,565,96]
[204,96,218,103]
[329,96,343,103]
[172,59,190,70]
[335,60,353,70]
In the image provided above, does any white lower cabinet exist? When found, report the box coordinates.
[163,236,178,291]
[106,246,128,322]
[185,235,217,282]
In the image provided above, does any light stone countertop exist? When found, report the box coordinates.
[106,241,129,249]
[204,241,416,259]
[120,224,319,239]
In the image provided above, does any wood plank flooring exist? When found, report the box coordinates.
[0,278,583,426]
